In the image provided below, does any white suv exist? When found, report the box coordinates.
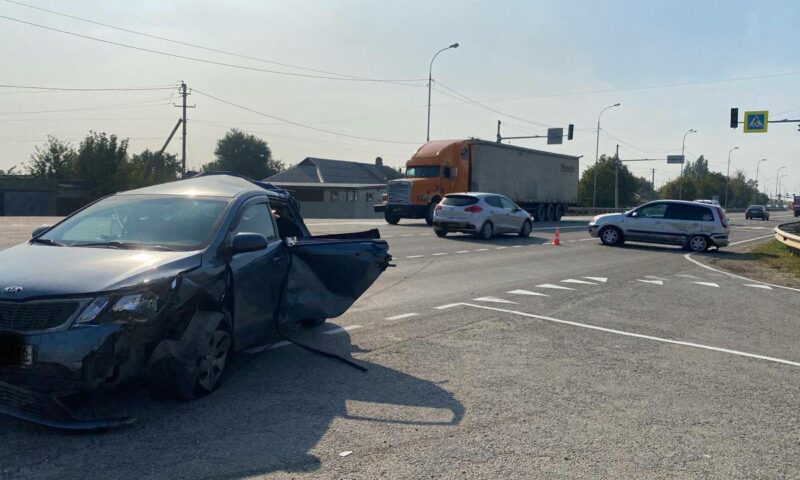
[588,200,729,252]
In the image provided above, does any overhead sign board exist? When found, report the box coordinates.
[547,127,563,145]
[744,110,768,133]
[667,155,685,164]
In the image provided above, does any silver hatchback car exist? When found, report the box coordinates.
[588,200,730,252]
[433,193,533,239]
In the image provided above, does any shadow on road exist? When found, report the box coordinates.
[1,330,464,479]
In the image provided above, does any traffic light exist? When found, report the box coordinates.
[730,108,739,128]
[567,124,574,140]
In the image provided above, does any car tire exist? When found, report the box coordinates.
[301,318,327,328]
[599,226,623,246]
[434,228,448,238]
[385,214,400,225]
[519,220,532,238]
[478,221,494,240]
[745,216,749,220]
[687,235,709,252]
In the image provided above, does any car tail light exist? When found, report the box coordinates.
[464,205,483,213]
[435,203,443,211]
[715,207,728,227]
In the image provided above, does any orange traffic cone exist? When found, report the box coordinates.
[552,226,561,246]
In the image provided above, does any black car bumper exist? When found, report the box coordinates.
[382,204,428,218]
[432,220,477,232]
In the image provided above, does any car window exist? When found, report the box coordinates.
[442,195,478,206]
[499,197,516,210]
[637,203,667,218]
[442,167,452,178]
[665,204,711,221]
[233,203,276,240]
[484,196,503,208]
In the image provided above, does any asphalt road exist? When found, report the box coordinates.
[1,212,799,479]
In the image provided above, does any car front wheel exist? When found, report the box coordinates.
[599,226,623,246]
[687,235,708,252]
[519,220,532,237]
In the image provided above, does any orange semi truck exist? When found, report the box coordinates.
[375,139,580,225]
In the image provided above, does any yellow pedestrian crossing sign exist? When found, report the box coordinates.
[744,110,768,133]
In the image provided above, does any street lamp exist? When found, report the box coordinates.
[678,128,697,200]
[592,102,621,208]
[426,42,459,142]
[778,173,788,203]
[724,146,739,209]
[776,166,786,202]
[755,158,767,196]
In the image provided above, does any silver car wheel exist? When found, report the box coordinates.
[479,222,493,240]
[601,227,619,245]
[688,235,708,252]
[197,329,231,392]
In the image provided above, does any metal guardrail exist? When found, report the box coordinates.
[775,221,800,253]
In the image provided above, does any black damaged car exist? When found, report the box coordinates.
[0,173,391,429]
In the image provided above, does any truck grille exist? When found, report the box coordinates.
[0,300,80,332]
[387,181,411,204]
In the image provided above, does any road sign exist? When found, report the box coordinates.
[744,110,768,133]
[667,155,685,164]
[547,128,563,145]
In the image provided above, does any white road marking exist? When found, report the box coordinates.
[561,279,597,285]
[536,283,574,290]
[435,303,465,310]
[456,250,470,254]
[475,248,490,252]
[473,296,517,304]
[567,240,577,243]
[684,251,800,293]
[323,325,363,335]
[644,275,668,281]
[401,234,415,237]
[511,245,523,248]
[496,246,508,250]
[728,234,774,246]
[508,289,549,297]
[406,255,424,259]
[532,226,587,232]
[674,274,702,279]
[579,238,596,242]
[460,303,800,368]
[432,252,448,256]
[385,313,420,320]
[419,233,432,236]
[744,284,773,290]
[693,281,720,288]
[637,279,663,285]
[584,276,607,283]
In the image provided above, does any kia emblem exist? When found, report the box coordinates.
[1,286,23,294]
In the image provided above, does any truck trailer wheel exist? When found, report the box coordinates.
[536,204,547,222]
[546,204,556,222]
[385,213,400,225]
[555,204,564,222]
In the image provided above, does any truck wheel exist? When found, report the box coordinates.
[555,204,564,222]
[599,226,624,246]
[425,199,439,226]
[536,204,546,222]
[477,221,494,240]
[546,204,556,222]
[385,214,400,225]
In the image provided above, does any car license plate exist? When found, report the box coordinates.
[0,343,34,366]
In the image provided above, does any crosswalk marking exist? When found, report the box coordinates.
[473,296,517,304]
[561,279,597,285]
[583,277,608,283]
[637,279,663,285]
[743,284,772,290]
[536,283,574,290]
[508,289,549,297]
[693,281,720,288]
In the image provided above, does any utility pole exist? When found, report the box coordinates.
[650,168,656,200]
[614,144,620,209]
[174,81,195,175]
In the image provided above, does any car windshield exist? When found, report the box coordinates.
[405,166,440,178]
[39,195,229,251]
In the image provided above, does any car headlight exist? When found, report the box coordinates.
[112,293,159,319]
[74,297,110,324]
[72,278,177,326]
[591,215,600,224]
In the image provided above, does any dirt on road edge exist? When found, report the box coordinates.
[709,239,800,289]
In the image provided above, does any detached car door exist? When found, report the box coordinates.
[281,229,391,324]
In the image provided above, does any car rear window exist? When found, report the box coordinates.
[442,195,478,206]
[665,204,713,221]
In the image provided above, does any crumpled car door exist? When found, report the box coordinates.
[282,229,391,324]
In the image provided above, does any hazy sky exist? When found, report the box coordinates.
[1,0,799,193]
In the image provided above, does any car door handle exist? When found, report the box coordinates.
[272,255,287,262]
[654,221,661,224]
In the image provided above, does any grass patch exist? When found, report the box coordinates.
[750,240,800,280]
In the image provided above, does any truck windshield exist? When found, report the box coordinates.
[405,166,440,178]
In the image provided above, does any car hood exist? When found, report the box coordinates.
[591,212,626,224]
[0,244,202,300]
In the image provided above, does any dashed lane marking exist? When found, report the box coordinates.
[561,279,597,285]
[693,281,720,288]
[385,313,420,320]
[508,289,549,297]
[584,277,607,283]
[432,252,448,256]
[473,296,518,304]
[644,275,668,281]
[496,246,508,250]
[406,255,424,259]
[536,283,574,290]
[475,248,490,252]
[456,250,470,254]
[637,279,663,285]
[323,325,363,335]
[457,303,800,368]
[674,274,702,279]
[744,284,773,290]
[579,238,596,242]
[435,303,464,310]
[511,245,523,248]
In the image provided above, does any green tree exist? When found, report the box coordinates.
[73,131,129,196]
[659,157,766,208]
[578,154,649,207]
[26,135,76,179]
[202,129,284,179]
[128,149,181,189]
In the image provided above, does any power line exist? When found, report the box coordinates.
[600,128,677,155]
[433,81,555,129]
[0,83,175,92]
[5,0,426,84]
[192,89,419,145]
[0,96,172,115]
[0,14,426,86]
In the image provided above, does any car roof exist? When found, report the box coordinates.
[644,200,717,207]
[118,173,284,199]
[446,192,506,198]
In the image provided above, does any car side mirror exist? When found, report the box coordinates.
[512,207,521,213]
[31,225,51,238]
[629,211,639,218]
[231,232,268,255]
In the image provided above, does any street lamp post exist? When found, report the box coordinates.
[678,129,697,200]
[776,166,786,203]
[426,42,459,142]
[724,146,739,209]
[755,158,767,198]
[778,174,788,203]
[592,103,621,208]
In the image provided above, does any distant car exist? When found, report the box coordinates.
[745,205,769,220]
[694,199,720,206]
[588,200,729,252]
[432,193,533,239]
[0,174,391,429]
